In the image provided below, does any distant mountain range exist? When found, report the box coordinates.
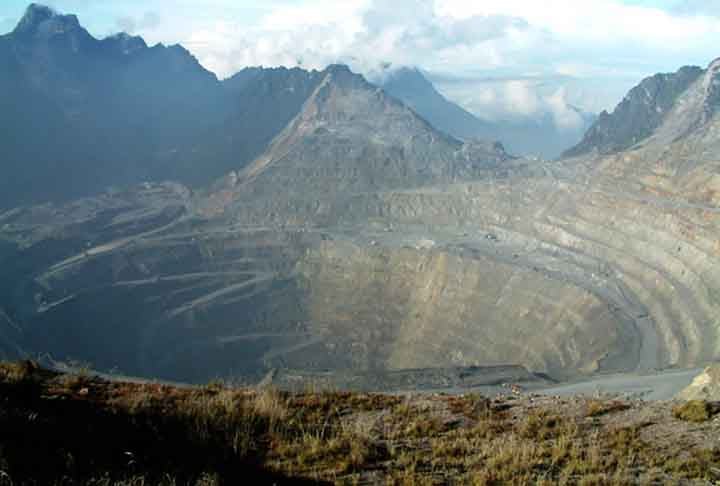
[380,67,596,160]
[0,4,578,210]
[0,5,337,208]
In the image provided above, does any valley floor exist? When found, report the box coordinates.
[1,361,719,485]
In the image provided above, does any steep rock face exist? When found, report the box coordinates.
[381,67,492,140]
[0,5,224,207]
[0,6,332,208]
[564,65,704,157]
[188,67,327,185]
[296,241,631,377]
[204,65,510,225]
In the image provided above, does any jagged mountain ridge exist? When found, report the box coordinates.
[0,5,513,211]
[380,67,494,140]
[0,4,221,207]
[202,64,511,224]
[380,67,596,159]
[0,6,378,208]
[563,65,706,157]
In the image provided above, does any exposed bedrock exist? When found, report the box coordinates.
[296,240,637,378]
[3,168,719,382]
[346,174,720,373]
[5,228,637,382]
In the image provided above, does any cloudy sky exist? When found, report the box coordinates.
[2,0,720,125]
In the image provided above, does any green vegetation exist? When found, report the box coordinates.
[1,361,719,485]
[672,400,720,423]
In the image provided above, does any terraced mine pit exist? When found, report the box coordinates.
[3,157,717,388]
[3,126,720,389]
[1,37,720,393]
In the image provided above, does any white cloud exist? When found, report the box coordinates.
[545,87,583,131]
[436,0,720,50]
[503,80,541,117]
[433,77,586,130]
[116,11,161,34]
[164,0,720,117]
[179,0,528,77]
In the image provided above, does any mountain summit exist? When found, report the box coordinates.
[0,5,510,211]
[0,4,224,207]
[201,64,509,223]
[12,4,79,36]
[380,67,595,159]
[381,67,492,141]
[563,65,705,157]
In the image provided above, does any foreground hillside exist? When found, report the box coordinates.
[1,361,719,485]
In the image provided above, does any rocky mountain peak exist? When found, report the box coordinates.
[101,32,148,56]
[702,58,720,114]
[210,63,507,223]
[14,4,56,29]
[383,67,433,91]
[13,3,82,39]
[707,57,720,75]
[322,63,371,91]
[563,65,704,158]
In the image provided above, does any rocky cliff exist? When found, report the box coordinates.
[0,6,344,208]
[564,65,705,157]
[201,64,511,225]
[678,365,720,401]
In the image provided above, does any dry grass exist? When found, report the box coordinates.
[584,399,631,418]
[1,361,719,485]
[0,360,40,384]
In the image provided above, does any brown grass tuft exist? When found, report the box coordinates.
[584,399,631,418]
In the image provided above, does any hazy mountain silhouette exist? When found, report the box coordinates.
[381,67,596,159]
[0,5,333,208]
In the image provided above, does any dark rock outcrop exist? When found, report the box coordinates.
[564,65,704,157]
[0,6,330,208]
[381,67,493,141]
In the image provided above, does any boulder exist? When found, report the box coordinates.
[677,365,720,401]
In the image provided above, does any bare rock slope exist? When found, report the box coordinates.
[678,365,720,401]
